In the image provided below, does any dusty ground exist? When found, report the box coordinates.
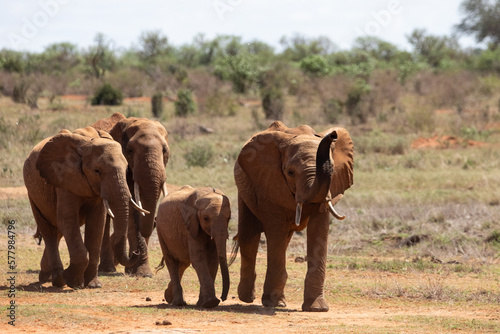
[1,226,499,334]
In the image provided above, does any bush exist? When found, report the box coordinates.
[261,87,284,120]
[175,89,196,117]
[90,83,123,106]
[184,143,213,167]
[12,81,29,103]
[300,54,330,77]
[151,92,163,118]
[323,98,343,123]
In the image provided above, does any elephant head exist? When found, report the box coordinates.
[35,127,148,267]
[236,121,354,225]
[109,116,170,239]
[182,187,231,301]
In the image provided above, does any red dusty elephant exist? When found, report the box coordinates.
[233,121,354,311]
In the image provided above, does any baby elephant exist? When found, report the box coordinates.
[156,185,231,308]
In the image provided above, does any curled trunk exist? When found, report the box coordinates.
[302,130,337,203]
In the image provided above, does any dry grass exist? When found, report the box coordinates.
[1,94,500,332]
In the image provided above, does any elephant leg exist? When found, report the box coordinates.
[84,204,106,288]
[302,212,330,312]
[262,227,293,308]
[30,198,64,287]
[59,205,88,289]
[164,257,188,306]
[190,243,219,308]
[237,198,262,304]
[40,232,64,286]
[125,212,153,277]
[207,243,219,283]
[98,216,116,273]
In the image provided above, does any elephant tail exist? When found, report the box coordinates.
[33,227,42,245]
[155,256,166,273]
[228,234,239,267]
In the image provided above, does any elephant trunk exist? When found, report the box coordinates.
[214,232,230,301]
[109,196,140,267]
[295,131,337,225]
[134,163,165,239]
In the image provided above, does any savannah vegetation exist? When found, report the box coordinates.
[1,0,499,332]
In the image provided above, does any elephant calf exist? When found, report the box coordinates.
[156,186,231,308]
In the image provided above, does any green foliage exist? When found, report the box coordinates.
[174,89,196,117]
[456,0,500,46]
[345,79,371,123]
[471,47,500,72]
[214,54,261,94]
[90,83,123,106]
[407,29,461,68]
[460,126,491,141]
[151,92,163,118]
[300,54,330,77]
[184,143,214,167]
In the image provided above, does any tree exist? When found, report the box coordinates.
[407,29,460,67]
[456,0,500,47]
[138,30,171,64]
[84,33,116,78]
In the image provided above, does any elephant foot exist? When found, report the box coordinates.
[237,282,255,303]
[164,287,174,304]
[302,296,329,312]
[262,294,287,308]
[63,268,85,289]
[125,262,153,278]
[197,297,220,309]
[51,268,65,288]
[98,261,116,273]
[86,277,103,289]
[39,270,51,283]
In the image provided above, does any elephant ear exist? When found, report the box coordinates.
[36,132,94,198]
[319,127,354,200]
[237,130,295,210]
[181,192,200,239]
[92,112,126,133]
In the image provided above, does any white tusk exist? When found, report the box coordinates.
[103,199,115,218]
[131,198,150,216]
[162,183,168,197]
[328,200,346,220]
[295,202,303,226]
[134,182,142,208]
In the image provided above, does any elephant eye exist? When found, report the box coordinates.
[203,216,209,221]
[127,147,133,155]
[94,169,101,174]
[287,170,294,177]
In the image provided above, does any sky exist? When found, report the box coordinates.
[0,0,481,53]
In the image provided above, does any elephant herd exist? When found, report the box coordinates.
[23,112,354,312]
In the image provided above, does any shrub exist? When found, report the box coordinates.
[261,87,284,120]
[174,89,196,117]
[184,143,213,167]
[90,83,123,106]
[322,98,343,123]
[151,92,163,118]
[300,54,330,77]
[12,81,29,103]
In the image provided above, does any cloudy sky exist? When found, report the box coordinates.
[0,0,480,52]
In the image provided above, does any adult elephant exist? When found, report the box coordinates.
[23,127,148,289]
[92,113,170,277]
[156,185,231,308]
[233,121,354,312]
